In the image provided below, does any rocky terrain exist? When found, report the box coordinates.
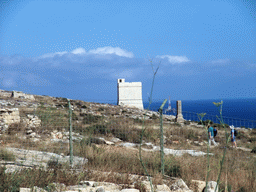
[0,89,255,192]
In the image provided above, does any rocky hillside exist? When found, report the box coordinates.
[0,89,255,192]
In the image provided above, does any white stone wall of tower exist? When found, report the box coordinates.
[117,79,144,110]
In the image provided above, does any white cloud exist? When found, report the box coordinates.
[88,47,134,58]
[156,55,190,64]
[211,59,230,64]
[40,51,68,58]
[71,48,86,54]
[39,46,134,59]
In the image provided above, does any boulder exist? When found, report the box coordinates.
[191,180,206,192]
[96,187,105,192]
[170,179,193,192]
[203,181,218,192]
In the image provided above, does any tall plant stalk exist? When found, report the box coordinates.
[197,113,211,190]
[199,101,231,192]
[213,101,231,192]
[139,59,160,192]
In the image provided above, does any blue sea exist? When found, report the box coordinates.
[144,98,256,129]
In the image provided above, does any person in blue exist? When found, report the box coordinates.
[230,125,237,148]
[207,125,218,146]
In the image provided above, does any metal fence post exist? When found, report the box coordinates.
[68,99,73,167]
[159,99,167,175]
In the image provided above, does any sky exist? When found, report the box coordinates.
[0,0,255,103]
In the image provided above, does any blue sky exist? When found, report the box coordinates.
[0,0,255,103]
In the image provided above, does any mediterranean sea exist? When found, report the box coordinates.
[145,98,256,128]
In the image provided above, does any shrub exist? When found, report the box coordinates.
[249,137,256,142]
[198,119,213,125]
[134,117,143,124]
[83,114,102,124]
[87,124,109,135]
[0,148,16,161]
[135,182,147,192]
[251,147,256,154]
[165,164,182,177]
[111,127,141,143]
[219,183,232,192]
[98,107,104,111]
[47,159,62,169]
[151,114,158,120]
[7,123,26,135]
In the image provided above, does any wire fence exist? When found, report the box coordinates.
[0,99,256,191]
[181,111,256,129]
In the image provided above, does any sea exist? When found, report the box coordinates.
[144,98,256,129]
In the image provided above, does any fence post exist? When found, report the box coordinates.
[159,99,167,175]
[68,99,73,167]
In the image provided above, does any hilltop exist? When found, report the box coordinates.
[0,89,255,192]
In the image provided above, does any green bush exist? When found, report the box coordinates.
[98,107,104,111]
[0,149,16,161]
[47,159,62,169]
[186,130,197,140]
[164,164,182,177]
[251,147,256,154]
[249,137,256,142]
[111,128,141,143]
[87,124,109,135]
[151,114,158,120]
[134,117,143,124]
[198,119,213,125]
[83,114,102,124]
[219,183,232,192]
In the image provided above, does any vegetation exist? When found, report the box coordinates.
[0,148,15,161]
[0,96,255,191]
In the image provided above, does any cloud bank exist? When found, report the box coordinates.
[156,55,190,64]
[41,46,134,59]
[0,46,255,101]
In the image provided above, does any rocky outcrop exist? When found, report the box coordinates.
[11,91,35,100]
[23,114,41,129]
[0,89,12,98]
[19,177,196,192]
[0,108,20,132]
[119,142,212,157]
[4,147,87,172]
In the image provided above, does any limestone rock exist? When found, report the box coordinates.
[170,179,193,192]
[111,137,122,143]
[12,91,35,100]
[20,187,46,192]
[203,181,218,192]
[191,180,206,192]
[96,186,105,192]
[0,108,20,132]
[156,184,171,191]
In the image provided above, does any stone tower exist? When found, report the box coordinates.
[117,79,144,110]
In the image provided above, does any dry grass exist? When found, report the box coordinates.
[1,107,256,191]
